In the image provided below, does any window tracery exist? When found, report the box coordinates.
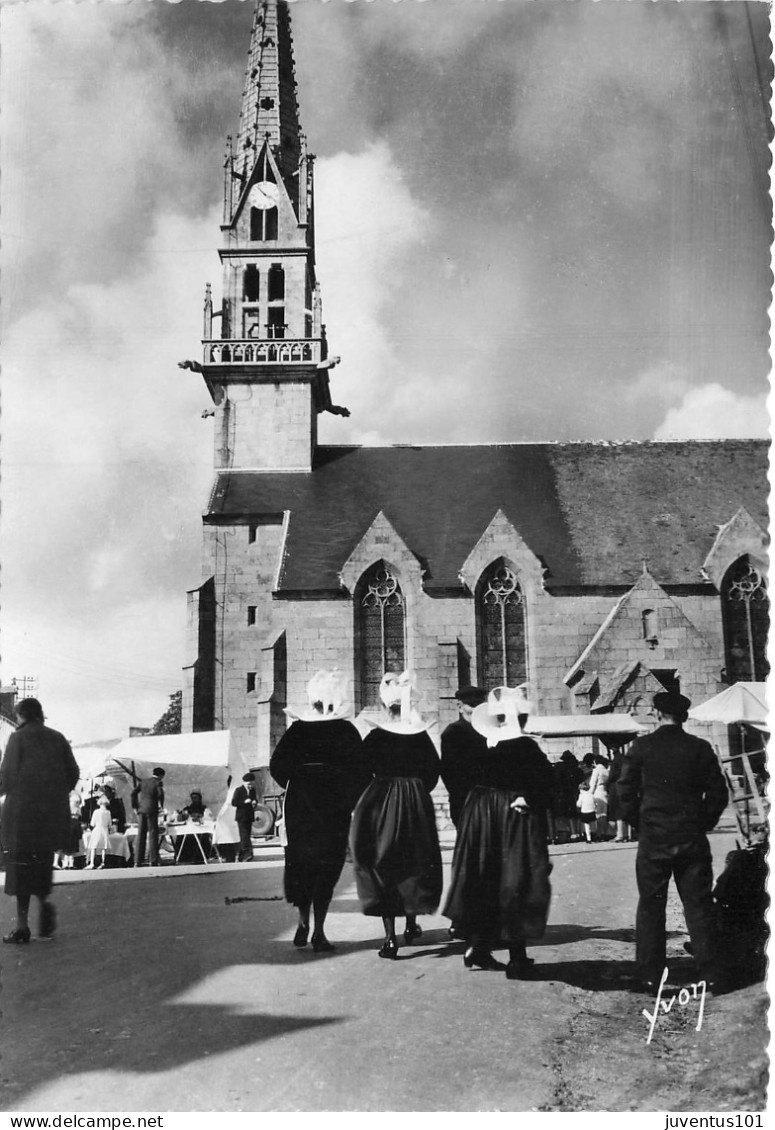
[356,564,405,709]
[477,561,527,690]
[721,557,769,682]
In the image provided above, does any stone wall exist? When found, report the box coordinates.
[188,515,733,770]
[215,381,316,471]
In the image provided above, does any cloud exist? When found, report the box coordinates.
[3,209,220,741]
[2,596,188,745]
[313,142,431,443]
[653,383,769,440]
[1,2,229,320]
[624,363,691,407]
[509,3,704,207]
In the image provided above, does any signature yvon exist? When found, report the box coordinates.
[642,967,707,1044]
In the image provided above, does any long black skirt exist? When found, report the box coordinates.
[350,777,442,917]
[4,851,55,899]
[284,828,349,908]
[443,786,551,944]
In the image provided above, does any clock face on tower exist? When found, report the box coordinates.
[250,181,280,210]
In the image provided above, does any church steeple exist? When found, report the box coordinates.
[189,0,346,475]
[234,0,302,194]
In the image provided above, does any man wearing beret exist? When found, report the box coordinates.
[440,687,489,828]
[617,691,729,992]
[232,772,258,861]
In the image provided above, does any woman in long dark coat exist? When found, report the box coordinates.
[350,672,442,959]
[0,698,80,943]
[270,671,367,953]
[606,747,633,842]
[443,686,553,979]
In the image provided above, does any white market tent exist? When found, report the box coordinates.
[73,738,123,780]
[106,730,251,814]
[688,682,769,730]
[525,714,647,739]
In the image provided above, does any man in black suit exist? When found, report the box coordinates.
[232,772,258,861]
[617,692,728,991]
[133,768,166,867]
[440,686,489,828]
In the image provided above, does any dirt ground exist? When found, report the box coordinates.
[0,829,768,1113]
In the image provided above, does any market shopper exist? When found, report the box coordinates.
[350,672,442,959]
[132,767,166,867]
[439,686,489,827]
[271,671,367,952]
[232,773,259,861]
[0,698,80,943]
[443,686,553,979]
[617,691,728,992]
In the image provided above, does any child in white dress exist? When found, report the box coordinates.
[87,796,112,869]
[577,783,597,844]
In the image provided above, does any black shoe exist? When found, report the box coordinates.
[403,923,423,944]
[39,902,57,940]
[378,939,399,960]
[311,933,335,953]
[463,947,504,971]
[293,924,309,947]
[2,927,31,945]
[505,959,533,980]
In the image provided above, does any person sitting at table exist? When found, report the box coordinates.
[181,790,209,821]
[176,791,213,863]
[86,796,112,869]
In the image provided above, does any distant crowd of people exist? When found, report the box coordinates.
[544,748,634,845]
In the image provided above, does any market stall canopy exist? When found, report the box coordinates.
[688,683,769,729]
[73,738,123,779]
[525,714,648,739]
[107,731,251,813]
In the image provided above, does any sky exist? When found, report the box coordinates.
[1,0,771,745]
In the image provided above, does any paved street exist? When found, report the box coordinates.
[0,831,767,1112]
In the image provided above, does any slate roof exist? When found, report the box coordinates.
[206,440,769,593]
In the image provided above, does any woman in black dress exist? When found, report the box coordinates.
[350,672,442,959]
[443,686,553,980]
[270,671,367,953]
[0,698,80,943]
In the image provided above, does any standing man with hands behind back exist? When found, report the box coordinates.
[617,692,728,993]
[232,772,258,861]
[132,767,166,867]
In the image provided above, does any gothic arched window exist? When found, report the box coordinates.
[721,556,769,682]
[476,560,527,690]
[356,563,405,709]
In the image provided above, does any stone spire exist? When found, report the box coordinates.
[235,0,303,193]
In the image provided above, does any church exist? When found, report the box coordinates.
[180,0,769,773]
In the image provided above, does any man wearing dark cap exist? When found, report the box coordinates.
[232,772,258,861]
[617,691,728,992]
[132,767,166,867]
[440,687,489,828]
